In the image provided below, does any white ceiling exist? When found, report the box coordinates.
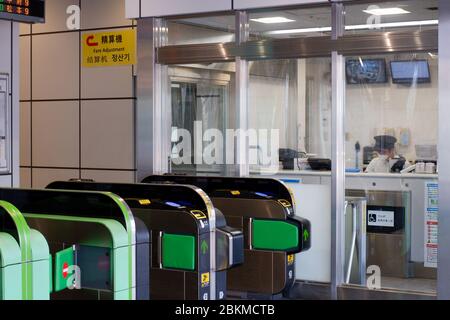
[175,0,438,38]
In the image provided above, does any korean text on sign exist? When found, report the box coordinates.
[82,29,136,67]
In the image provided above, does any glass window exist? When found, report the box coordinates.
[0,77,9,173]
[248,6,332,40]
[249,6,331,40]
[169,63,236,176]
[167,15,235,45]
[248,58,332,174]
[344,0,438,35]
[341,1,439,296]
[344,51,438,294]
[248,57,332,288]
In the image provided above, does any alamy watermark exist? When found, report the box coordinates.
[171,121,280,174]
[366,265,381,290]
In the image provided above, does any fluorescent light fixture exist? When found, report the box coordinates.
[363,7,411,16]
[345,19,438,30]
[266,20,438,35]
[250,17,295,24]
[267,26,331,35]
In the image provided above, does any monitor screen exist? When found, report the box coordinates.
[390,60,431,84]
[346,59,387,84]
[0,0,45,24]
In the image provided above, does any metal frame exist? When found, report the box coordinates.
[330,2,346,300]
[0,74,12,176]
[235,11,250,177]
[136,18,171,181]
[136,0,444,300]
[156,30,437,64]
[344,197,367,286]
[438,0,450,300]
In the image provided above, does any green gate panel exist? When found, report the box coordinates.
[0,232,22,300]
[23,213,131,299]
[30,229,51,300]
[54,246,75,293]
[162,234,196,271]
[252,219,299,251]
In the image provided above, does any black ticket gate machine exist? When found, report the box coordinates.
[47,181,244,300]
[0,188,150,300]
[142,175,311,299]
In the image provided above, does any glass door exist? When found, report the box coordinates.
[0,75,10,174]
[169,66,234,176]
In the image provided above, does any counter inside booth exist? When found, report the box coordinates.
[264,170,438,283]
[142,175,311,298]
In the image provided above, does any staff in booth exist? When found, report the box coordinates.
[365,135,410,173]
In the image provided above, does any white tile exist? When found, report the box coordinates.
[20,36,31,101]
[32,168,79,189]
[32,33,79,100]
[81,0,132,29]
[81,170,135,183]
[20,23,30,35]
[20,167,31,188]
[81,99,134,169]
[33,0,79,34]
[141,0,231,17]
[32,101,79,167]
[20,102,31,166]
[125,0,140,19]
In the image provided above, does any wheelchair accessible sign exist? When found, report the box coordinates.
[82,29,136,67]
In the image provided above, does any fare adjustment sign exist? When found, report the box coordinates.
[82,29,136,67]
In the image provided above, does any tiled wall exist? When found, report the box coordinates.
[20,0,136,188]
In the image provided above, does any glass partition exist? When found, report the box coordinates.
[248,6,331,40]
[167,15,235,45]
[341,0,439,296]
[154,1,442,299]
[247,57,332,288]
[343,51,438,294]
[344,0,438,35]
[0,76,9,174]
[168,63,236,176]
[248,58,332,175]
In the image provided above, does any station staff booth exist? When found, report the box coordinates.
[126,0,450,301]
[1,0,450,301]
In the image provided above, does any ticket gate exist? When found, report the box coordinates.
[142,175,311,298]
[0,201,51,300]
[47,181,244,300]
[0,188,149,300]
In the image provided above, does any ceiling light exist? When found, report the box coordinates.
[345,19,438,30]
[250,17,295,24]
[265,20,438,35]
[267,26,332,35]
[363,7,411,16]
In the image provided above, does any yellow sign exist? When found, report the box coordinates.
[278,199,292,208]
[82,29,136,67]
[191,210,207,220]
[138,199,151,206]
[230,190,240,196]
[201,272,210,288]
[287,254,295,266]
